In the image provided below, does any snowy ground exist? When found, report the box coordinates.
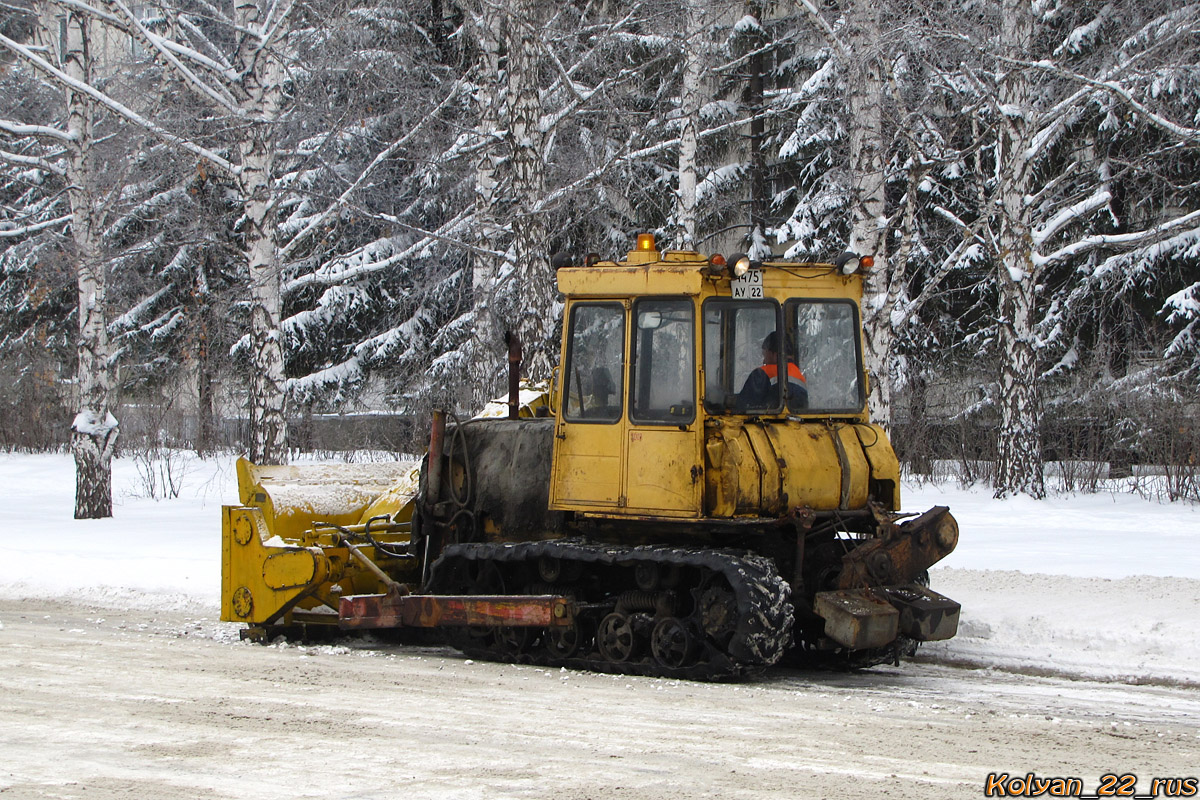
[0,451,1197,688]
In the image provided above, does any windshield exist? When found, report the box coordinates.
[630,299,695,423]
[703,298,863,415]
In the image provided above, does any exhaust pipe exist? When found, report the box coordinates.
[505,331,522,420]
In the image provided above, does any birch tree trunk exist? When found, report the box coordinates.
[508,0,553,382]
[675,0,703,250]
[843,0,894,428]
[55,10,118,518]
[745,2,767,257]
[466,0,507,407]
[234,0,288,465]
[466,0,553,392]
[992,0,1045,498]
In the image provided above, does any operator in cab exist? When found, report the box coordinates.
[738,331,808,411]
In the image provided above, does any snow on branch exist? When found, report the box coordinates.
[1164,281,1200,324]
[1020,57,1200,144]
[0,148,66,177]
[1163,282,1200,360]
[791,0,850,61]
[898,239,985,325]
[174,14,234,71]
[932,205,972,233]
[111,285,172,331]
[1054,4,1114,57]
[534,110,776,214]
[1032,189,1112,248]
[43,0,126,28]
[260,0,298,48]
[1038,209,1200,267]
[0,118,75,143]
[104,0,242,91]
[1120,4,1200,58]
[280,78,465,261]
[285,356,363,404]
[0,0,35,14]
[0,215,71,237]
[284,208,476,295]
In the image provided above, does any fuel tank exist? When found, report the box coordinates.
[702,419,900,517]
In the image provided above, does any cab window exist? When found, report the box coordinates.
[563,303,624,422]
[702,299,781,413]
[630,299,694,424]
[785,300,864,412]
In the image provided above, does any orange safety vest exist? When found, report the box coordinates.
[760,362,806,386]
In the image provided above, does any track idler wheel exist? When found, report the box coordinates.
[597,612,642,663]
[544,619,591,659]
[650,616,699,669]
[493,625,535,657]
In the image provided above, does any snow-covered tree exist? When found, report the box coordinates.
[0,5,129,516]
[776,0,981,429]
[951,0,1200,497]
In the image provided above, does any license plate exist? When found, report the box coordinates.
[731,268,764,299]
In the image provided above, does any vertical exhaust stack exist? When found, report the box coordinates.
[425,410,447,510]
[505,331,523,421]
[421,409,447,586]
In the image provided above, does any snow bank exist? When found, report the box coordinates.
[907,482,1200,578]
[923,569,1200,687]
[0,452,233,609]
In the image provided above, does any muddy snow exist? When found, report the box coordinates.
[2,598,1198,800]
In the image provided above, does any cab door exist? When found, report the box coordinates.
[623,298,702,517]
[550,301,627,509]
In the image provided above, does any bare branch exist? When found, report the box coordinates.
[280,79,465,261]
[0,31,239,175]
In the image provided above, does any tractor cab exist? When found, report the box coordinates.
[548,236,897,522]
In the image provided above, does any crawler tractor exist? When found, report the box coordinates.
[222,235,960,679]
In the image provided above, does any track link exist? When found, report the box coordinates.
[427,539,794,681]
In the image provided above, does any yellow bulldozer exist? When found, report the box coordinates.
[222,235,960,679]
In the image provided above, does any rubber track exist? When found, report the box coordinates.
[428,539,794,681]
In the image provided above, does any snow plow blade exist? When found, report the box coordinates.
[233,457,420,541]
[221,457,421,626]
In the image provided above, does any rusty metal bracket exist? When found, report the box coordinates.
[836,506,959,589]
[339,588,575,631]
[337,535,405,592]
[790,506,816,599]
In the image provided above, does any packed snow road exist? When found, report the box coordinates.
[2,598,1197,800]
